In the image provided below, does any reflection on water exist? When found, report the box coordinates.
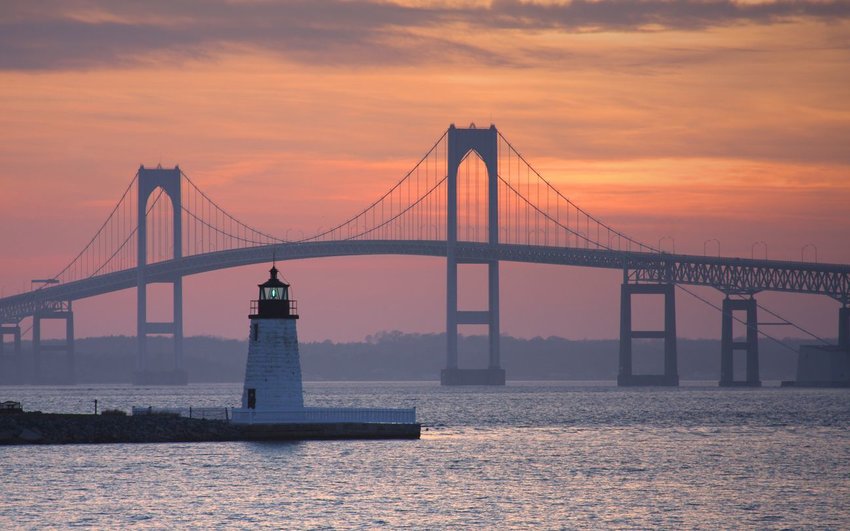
[1,382,848,528]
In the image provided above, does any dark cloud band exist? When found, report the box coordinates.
[1,0,847,70]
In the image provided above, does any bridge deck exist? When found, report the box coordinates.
[2,240,849,322]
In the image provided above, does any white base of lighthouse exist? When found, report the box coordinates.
[238,318,304,411]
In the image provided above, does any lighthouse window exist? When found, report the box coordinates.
[252,323,258,341]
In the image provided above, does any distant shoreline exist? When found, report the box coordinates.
[0,332,814,384]
[0,379,803,388]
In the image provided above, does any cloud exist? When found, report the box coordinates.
[486,0,850,32]
[1,0,848,71]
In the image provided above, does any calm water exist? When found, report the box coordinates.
[1,382,848,529]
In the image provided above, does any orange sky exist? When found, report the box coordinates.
[1,1,849,343]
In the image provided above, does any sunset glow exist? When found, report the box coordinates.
[2,0,849,341]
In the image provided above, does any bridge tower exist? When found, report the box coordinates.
[135,166,186,385]
[719,295,761,387]
[441,124,505,385]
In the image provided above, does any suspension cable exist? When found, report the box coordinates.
[49,172,140,285]
[181,171,284,244]
[498,175,611,249]
[756,301,830,345]
[498,132,656,253]
[88,188,165,278]
[304,129,449,242]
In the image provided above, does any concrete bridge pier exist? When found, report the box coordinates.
[0,324,22,382]
[839,305,849,352]
[32,303,75,385]
[618,282,679,386]
[719,296,761,387]
[0,325,21,355]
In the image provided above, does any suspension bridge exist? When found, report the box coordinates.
[1,124,849,385]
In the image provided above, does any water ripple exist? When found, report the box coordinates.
[0,382,848,528]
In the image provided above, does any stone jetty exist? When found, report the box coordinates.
[0,410,419,445]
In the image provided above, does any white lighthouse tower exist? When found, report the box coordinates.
[238,264,304,414]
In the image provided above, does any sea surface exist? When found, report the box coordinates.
[1,381,848,529]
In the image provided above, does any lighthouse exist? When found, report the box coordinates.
[230,263,418,436]
[239,264,304,412]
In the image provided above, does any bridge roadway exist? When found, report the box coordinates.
[2,240,849,323]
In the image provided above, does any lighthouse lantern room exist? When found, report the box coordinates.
[253,265,297,319]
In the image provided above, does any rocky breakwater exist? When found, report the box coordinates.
[0,410,243,445]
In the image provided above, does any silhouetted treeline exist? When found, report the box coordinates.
[0,332,810,384]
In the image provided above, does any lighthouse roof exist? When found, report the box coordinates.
[259,265,289,289]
